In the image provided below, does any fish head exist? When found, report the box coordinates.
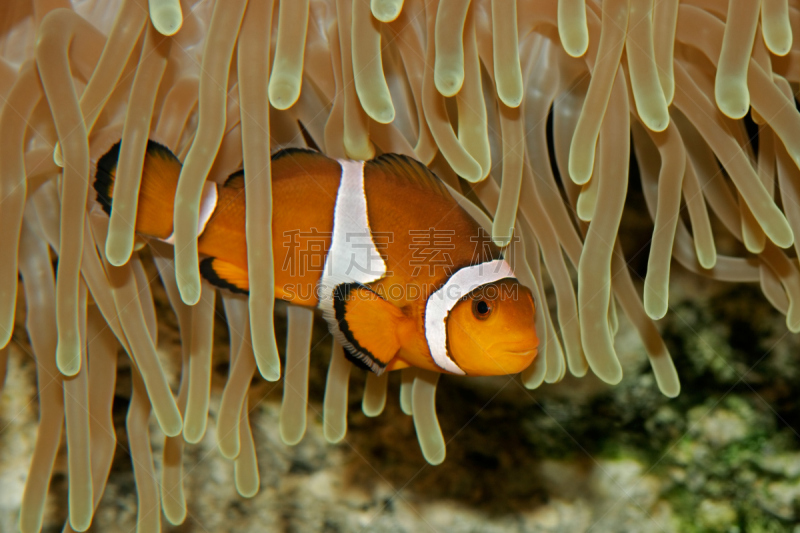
[445,278,538,376]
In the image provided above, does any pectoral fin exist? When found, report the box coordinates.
[332,283,403,374]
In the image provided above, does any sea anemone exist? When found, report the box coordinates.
[1,0,800,530]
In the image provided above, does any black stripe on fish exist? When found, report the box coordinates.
[224,169,245,188]
[200,257,249,295]
[332,282,387,375]
[93,139,180,216]
[94,141,121,215]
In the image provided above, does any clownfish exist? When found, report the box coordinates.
[93,141,539,377]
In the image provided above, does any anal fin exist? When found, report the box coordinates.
[200,257,249,294]
[333,283,403,375]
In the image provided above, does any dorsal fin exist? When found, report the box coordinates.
[271,147,322,161]
[297,121,322,152]
[147,140,180,163]
[224,169,244,189]
[366,153,452,200]
[227,146,331,187]
[270,147,342,178]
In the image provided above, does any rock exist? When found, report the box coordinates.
[756,452,800,479]
[697,499,737,530]
[759,480,800,521]
[688,406,750,449]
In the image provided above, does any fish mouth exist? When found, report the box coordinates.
[506,349,537,358]
[493,340,539,357]
[481,346,538,376]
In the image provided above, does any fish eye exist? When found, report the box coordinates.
[472,298,492,320]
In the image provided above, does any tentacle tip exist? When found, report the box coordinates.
[567,363,589,378]
[370,106,396,125]
[423,449,446,465]
[235,481,260,499]
[161,420,183,438]
[434,72,464,98]
[499,92,523,109]
[659,383,681,398]
[595,365,623,386]
[183,427,206,445]
[698,253,717,270]
[544,372,563,384]
[256,363,281,382]
[219,443,241,460]
[720,105,750,120]
[324,430,346,444]
[492,235,512,248]
[151,6,183,36]
[521,361,547,389]
[562,33,589,59]
[162,495,188,523]
[106,242,134,268]
[457,158,487,184]
[281,433,303,446]
[545,357,565,383]
[765,32,792,57]
[714,86,750,120]
[280,430,305,446]
[268,80,301,111]
[576,205,593,223]
[164,507,188,526]
[644,113,669,133]
[363,406,383,418]
[371,0,401,22]
[105,247,132,267]
[644,298,668,321]
[564,44,588,59]
[521,374,542,388]
[68,514,92,533]
[568,159,593,186]
[770,44,792,57]
[56,351,81,377]
[178,283,202,306]
[773,227,794,250]
[744,241,766,255]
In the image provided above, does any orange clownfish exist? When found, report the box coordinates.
[93,141,539,377]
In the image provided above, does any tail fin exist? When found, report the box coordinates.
[94,141,121,216]
[93,140,183,240]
